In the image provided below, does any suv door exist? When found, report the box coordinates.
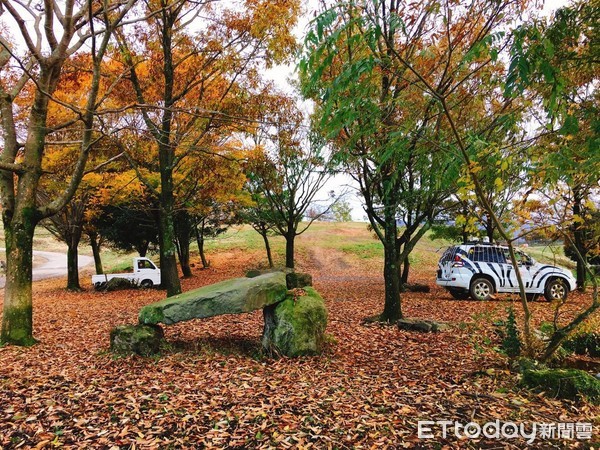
[503,249,533,292]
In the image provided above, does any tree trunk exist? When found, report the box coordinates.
[175,216,193,278]
[462,229,469,244]
[261,229,274,268]
[88,232,104,275]
[66,234,82,291]
[156,15,181,297]
[157,131,181,295]
[195,222,209,269]
[137,242,149,258]
[285,232,295,269]
[381,206,401,322]
[573,189,586,292]
[400,255,410,286]
[485,219,494,243]
[158,203,181,296]
[179,243,192,278]
[1,219,37,346]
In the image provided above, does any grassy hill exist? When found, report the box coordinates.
[0,220,576,275]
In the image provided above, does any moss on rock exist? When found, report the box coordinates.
[110,324,164,357]
[521,368,600,403]
[245,269,263,278]
[262,287,328,357]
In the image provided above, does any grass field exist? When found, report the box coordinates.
[201,222,574,273]
[0,220,577,275]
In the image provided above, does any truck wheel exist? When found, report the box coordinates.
[470,278,494,301]
[448,289,470,300]
[140,279,154,289]
[544,278,568,302]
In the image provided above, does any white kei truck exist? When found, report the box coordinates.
[92,257,161,290]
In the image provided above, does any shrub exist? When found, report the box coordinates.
[563,332,600,357]
[501,307,522,357]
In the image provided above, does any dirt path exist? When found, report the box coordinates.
[308,246,351,271]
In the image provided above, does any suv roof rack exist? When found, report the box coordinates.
[463,240,494,245]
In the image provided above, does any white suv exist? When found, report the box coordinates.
[436,243,576,301]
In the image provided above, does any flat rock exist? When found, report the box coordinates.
[397,318,449,333]
[139,272,287,325]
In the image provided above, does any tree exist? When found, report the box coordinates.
[247,101,337,269]
[244,203,277,268]
[115,0,300,296]
[564,207,600,266]
[95,200,159,257]
[191,200,243,270]
[516,0,599,291]
[40,194,87,291]
[0,0,135,345]
[241,172,279,268]
[38,111,123,290]
[331,199,352,222]
[301,0,490,320]
[506,0,599,359]
[173,142,251,274]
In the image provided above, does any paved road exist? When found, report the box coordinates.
[0,249,94,288]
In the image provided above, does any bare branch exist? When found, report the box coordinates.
[0,0,44,60]
[0,161,26,174]
[83,151,126,175]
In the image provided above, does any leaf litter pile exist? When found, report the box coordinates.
[0,246,598,449]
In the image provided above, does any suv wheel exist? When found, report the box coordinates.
[544,278,568,302]
[448,289,470,300]
[470,278,494,301]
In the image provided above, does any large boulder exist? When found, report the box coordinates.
[262,287,328,357]
[139,272,287,325]
[110,324,164,356]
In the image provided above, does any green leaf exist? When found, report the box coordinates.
[559,115,579,135]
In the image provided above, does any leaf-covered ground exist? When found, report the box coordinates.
[0,225,599,449]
